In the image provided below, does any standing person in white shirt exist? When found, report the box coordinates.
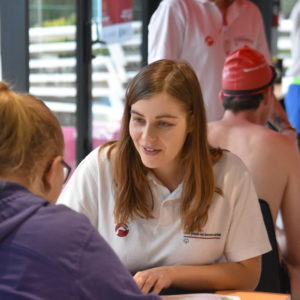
[58,59,271,294]
[148,0,295,136]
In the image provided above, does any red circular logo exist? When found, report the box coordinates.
[115,223,129,237]
[205,36,214,46]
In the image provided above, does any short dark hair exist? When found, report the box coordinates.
[223,93,264,113]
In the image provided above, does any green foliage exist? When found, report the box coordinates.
[29,0,75,27]
[93,48,110,56]
[42,13,76,27]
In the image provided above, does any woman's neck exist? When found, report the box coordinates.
[0,174,29,188]
[0,173,44,199]
[152,165,183,193]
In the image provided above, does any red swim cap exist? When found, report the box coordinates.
[222,45,275,96]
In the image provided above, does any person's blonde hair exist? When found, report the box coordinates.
[0,82,64,181]
[104,59,222,233]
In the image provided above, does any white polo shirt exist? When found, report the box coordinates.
[58,147,271,274]
[148,0,271,122]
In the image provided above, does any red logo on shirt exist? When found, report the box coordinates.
[204,36,214,46]
[115,223,129,237]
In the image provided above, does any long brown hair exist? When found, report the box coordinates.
[105,59,222,233]
[0,82,64,182]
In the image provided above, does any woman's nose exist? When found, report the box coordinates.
[141,124,156,142]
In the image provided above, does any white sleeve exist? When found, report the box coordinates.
[148,0,187,63]
[57,148,100,228]
[222,155,271,262]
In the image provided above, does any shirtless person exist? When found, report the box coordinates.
[208,45,300,299]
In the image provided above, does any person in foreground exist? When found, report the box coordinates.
[0,82,160,300]
[208,45,300,299]
[58,59,271,294]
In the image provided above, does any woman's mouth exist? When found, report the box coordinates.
[142,146,161,155]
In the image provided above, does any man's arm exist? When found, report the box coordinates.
[280,140,300,299]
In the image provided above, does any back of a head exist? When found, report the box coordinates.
[222,45,275,96]
[0,82,64,181]
[221,45,275,112]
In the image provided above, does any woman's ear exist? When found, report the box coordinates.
[42,156,64,203]
[42,156,61,189]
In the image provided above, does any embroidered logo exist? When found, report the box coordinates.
[115,223,129,237]
[204,36,214,46]
[184,232,221,241]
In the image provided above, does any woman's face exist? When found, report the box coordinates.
[129,92,190,175]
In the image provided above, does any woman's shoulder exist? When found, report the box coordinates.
[98,142,117,166]
[214,150,250,177]
[77,146,101,166]
[76,143,114,171]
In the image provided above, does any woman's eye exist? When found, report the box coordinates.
[132,117,145,124]
[158,121,172,127]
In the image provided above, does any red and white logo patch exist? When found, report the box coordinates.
[115,223,129,237]
[204,35,214,46]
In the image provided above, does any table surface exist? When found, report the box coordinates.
[217,290,290,300]
[161,291,290,300]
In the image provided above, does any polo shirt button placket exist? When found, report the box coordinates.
[183,237,189,244]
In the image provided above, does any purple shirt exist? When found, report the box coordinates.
[0,180,160,300]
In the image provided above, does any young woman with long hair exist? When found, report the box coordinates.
[58,59,271,294]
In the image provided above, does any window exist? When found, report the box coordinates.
[28,0,143,168]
